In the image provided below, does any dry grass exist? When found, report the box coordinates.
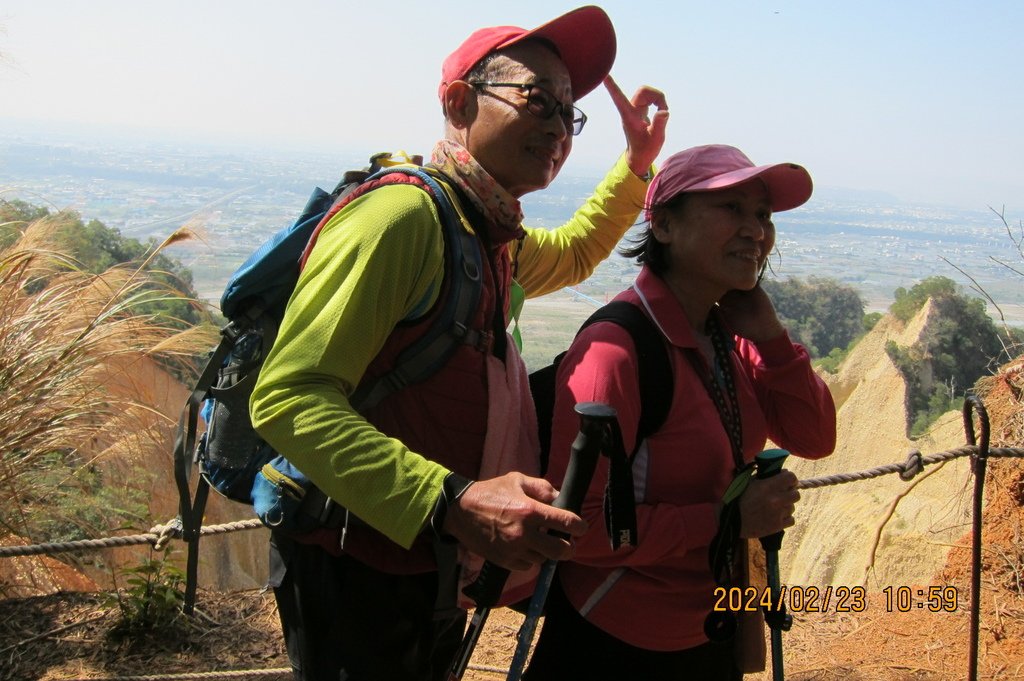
[0,212,217,572]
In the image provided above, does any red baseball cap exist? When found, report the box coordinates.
[646,145,814,219]
[438,6,616,104]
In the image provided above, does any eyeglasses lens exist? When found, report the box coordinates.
[526,87,585,136]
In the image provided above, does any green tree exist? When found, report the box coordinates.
[0,199,49,250]
[762,276,865,357]
[862,311,883,333]
[885,277,1011,436]
[0,200,202,326]
[890,276,959,322]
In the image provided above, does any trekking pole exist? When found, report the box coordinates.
[447,560,511,681]
[756,448,793,681]
[505,402,617,681]
[963,395,990,681]
[448,402,615,681]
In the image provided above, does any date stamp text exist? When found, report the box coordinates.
[712,585,959,613]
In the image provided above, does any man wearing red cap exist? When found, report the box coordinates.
[250,6,668,680]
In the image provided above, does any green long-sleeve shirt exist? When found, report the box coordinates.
[250,154,648,549]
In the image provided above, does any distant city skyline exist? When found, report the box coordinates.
[1,1,1022,211]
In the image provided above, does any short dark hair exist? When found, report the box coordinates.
[464,38,562,85]
[618,193,688,276]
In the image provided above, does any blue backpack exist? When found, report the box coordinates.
[172,154,482,612]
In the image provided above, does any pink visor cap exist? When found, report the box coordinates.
[438,6,616,103]
[645,145,813,220]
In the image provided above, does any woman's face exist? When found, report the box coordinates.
[654,179,775,299]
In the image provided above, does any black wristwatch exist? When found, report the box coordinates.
[430,472,474,543]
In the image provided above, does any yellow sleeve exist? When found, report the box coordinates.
[250,183,450,549]
[515,153,649,298]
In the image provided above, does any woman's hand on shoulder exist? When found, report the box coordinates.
[718,287,786,344]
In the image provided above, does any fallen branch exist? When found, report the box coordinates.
[0,612,106,656]
[861,462,947,585]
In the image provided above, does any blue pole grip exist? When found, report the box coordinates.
[755,448,790,480]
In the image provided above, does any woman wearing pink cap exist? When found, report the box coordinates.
[525,145,836,680]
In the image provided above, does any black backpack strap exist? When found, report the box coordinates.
[577,300,673,550]
[172,323,241,615]
[578,300,673,448]
[533,300,673,471]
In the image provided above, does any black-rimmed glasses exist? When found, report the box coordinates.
[469,81,587,136]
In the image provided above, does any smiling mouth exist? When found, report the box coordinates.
[732,250,762,264]
[528,146,560,166]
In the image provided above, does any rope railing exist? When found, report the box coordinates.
[1,446,1022,561]
[0,518,264,559]
[52,665,512,681]
[796,446,1023,489]
[54,664,512,681]
[58,670,292,681]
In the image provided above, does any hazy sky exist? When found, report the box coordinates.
[1,1,1021,210]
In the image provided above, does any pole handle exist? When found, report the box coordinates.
[754,448,789,479]
[505,402,616,681]
[551,402,615,518]
[460,560,511,608]
[755,448,790,553]
[462,403,614,607]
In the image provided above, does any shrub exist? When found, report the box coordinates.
[885,278,1011,437]
[763,276,865,358]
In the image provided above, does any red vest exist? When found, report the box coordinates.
[302,184,517,574]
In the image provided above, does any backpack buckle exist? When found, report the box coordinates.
[452,322,491,353]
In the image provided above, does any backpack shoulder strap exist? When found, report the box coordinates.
[574,300,670,550]
[578,300,673,450]
[334,167,484,411]
[271,167,486,536]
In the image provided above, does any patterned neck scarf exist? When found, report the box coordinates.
[431,139,525,244]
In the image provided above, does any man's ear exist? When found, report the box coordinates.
[443,81,476,129]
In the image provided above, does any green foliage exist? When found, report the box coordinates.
[815,345,849,374]
[762,276,865,358]
[0,199,201,327]
[0,199,49,250]
[885,279,1012,436]
[863,312,883,333]
[814,311,885,373]
[890,276,959,322]
[3,450,149,554]
[107,548,185,635]
[909,384,965,438]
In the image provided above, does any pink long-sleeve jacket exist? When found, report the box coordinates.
[548,266,836,651]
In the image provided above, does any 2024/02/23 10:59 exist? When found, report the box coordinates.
[712,585,961,614]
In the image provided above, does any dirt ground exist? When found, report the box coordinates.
[0,563,1020,681]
